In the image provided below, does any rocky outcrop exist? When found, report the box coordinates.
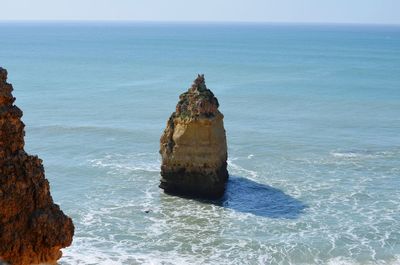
[0,67,74,265]
[160,75,228,198]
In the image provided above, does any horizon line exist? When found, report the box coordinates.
[0,19,399,27]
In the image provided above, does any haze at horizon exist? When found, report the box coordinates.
[1,0,400,25]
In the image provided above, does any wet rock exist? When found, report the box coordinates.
[0,67,74,265]
[159,75,228,198]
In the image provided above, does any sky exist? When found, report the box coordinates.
[1,0,400,25]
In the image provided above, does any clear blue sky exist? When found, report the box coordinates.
[1,0,399,24]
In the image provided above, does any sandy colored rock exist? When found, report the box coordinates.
[0,67,74,265]
[160,75,228,198]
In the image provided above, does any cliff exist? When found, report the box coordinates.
[159,75,228,198]
[0,67,74,265]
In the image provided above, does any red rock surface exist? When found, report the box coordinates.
[0,67,74,265]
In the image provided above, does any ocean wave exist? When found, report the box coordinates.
[227,158,258,180]
[29,124,136,134]
[62,246,202,265]
[88,153,160,173]
[326,256,400,265]
[60,153,400,265]
[330,149,397,160]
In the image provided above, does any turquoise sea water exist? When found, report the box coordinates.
[1,22,400,264]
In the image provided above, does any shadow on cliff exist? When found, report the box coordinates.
[212,176,307,219]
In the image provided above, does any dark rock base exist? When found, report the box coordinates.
[160,162,229,199]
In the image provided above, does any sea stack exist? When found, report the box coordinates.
[0,67,74,265]
[159,75,228,198]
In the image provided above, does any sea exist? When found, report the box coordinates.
[0,22,399,265]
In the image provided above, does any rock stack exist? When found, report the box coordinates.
[160,75,228,199]
[0,67,74,265]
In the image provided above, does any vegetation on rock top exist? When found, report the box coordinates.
[175,74,220,119]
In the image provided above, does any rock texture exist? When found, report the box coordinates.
[160,75,228,198]
[0,67,74,265]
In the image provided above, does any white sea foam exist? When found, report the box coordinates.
[228,158,258,180]
[59,152,400,265]
[62,245,205,265]
[330,150,396,160]
[88,153,160,173]
[326,256,400,265]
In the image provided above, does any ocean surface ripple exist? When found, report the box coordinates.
[1,22,399,264]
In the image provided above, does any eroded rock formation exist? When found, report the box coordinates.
[0,67,74,265]
[160,75,228,198]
